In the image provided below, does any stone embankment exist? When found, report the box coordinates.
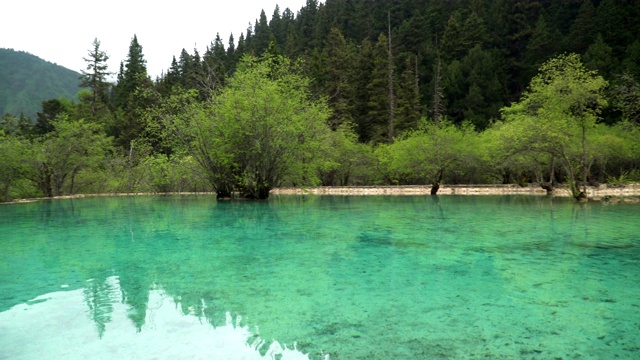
[4,184,640,204]
[271,183,640,198]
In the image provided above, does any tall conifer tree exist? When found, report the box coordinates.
[80,38,112,119]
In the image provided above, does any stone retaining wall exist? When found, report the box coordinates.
[271,183,640,197]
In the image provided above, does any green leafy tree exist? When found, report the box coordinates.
[376,120,481,194]
[151,55,332,199]
[0,113,31,136]
[25,116,113,197]
[317,124,377,186]
[0,132,30,201]
[500,53,608,199]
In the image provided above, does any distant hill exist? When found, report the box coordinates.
[0,48,81,121]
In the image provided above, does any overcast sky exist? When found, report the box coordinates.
[1,0,309,79]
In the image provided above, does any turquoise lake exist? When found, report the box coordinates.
[0,195,639,359]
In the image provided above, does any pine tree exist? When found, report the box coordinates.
[440,11,465,62]
[353,38,375,142]
[583,33,616,78]
[595,0,631,58]
[80,38,112,119]
[321,27,356,130]
[252,10,272,55]
[567,0,596,54]
[112,35,154,150]
[386,12,395,143]
[365,33,392,144]
[114,35,151,109]
[270,5,286,46]
[226,34,237,74]
[203,34,227,92]
[395,54,422,134]
[523,13,560,81]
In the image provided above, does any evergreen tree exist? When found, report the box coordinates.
[353,38,375,142]
[112,35,154,150]
[567,0,596,54]
[365,33,392,144]
[595,0,631,58]
[583,34,616,78]
[269,5,286,46]
[395,54,422,135]
[79,38,112,119]
[321,27,356,130]
[163,56,181,92]
[622,40,640,80]
[33,98,74,136]
[236,33,247,59]
[252,10,272,55]
[226,34,237,74]
[440,11,465,62]
[203,34,227,92]
[523,13,560,82]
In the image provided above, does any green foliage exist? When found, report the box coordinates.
[151,55,332,199]
[610,73,640,124]
[500,53,608,198]
[24,115,113,197]
[0,132,31,201]
[111,35,155,150]
[375,120,483,188]
[80,38,112,119]
[5,1,640,200]
[316,124,378,186]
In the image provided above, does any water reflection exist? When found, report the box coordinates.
[0,276,310,360]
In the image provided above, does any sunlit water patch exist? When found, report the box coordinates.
[1,195,639,359]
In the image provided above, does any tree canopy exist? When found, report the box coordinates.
[2,0,640,202]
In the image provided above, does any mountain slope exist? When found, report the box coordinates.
[0,48,80,120]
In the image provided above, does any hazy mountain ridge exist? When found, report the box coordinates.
[0,48,81,120]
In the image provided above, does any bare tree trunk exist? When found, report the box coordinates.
[387,11,395,143]
[432,35,444,125]
[431,168,444,195]
[541,157,555,195]
[581,124,588,196]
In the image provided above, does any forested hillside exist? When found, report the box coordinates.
[158,0,640,135]
[0,49,80,120]
[1,0,639,202]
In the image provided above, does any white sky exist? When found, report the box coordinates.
[1,0,309,79]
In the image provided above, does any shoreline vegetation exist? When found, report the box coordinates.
[3,183,640,204]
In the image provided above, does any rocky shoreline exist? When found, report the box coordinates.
[272,183,640,199]
[3,184,640,204]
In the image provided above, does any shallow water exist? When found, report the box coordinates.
[1,195,639,359]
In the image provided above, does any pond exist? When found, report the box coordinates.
[1,195,639,359]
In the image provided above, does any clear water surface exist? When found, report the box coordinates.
[0,195,639,359]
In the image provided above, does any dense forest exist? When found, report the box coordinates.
[1,0,640,201]
[0,49,80,120]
